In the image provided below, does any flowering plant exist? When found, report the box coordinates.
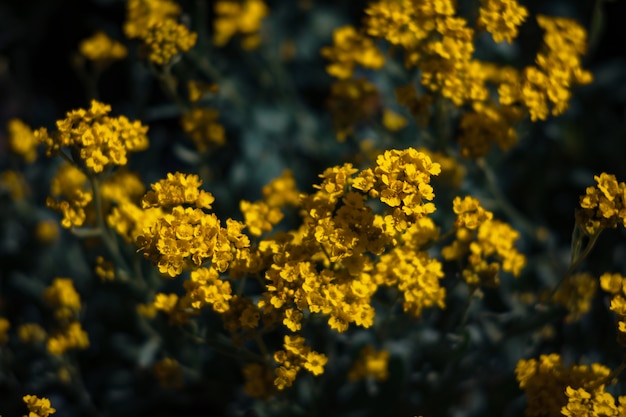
[1,0,625,416]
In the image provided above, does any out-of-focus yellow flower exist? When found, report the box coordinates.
[35,220,60,244]
[213,0,268,50]
[348,345,390,381]
[0,317,9,345]
[79,32,127,62]
[7,118,38,163]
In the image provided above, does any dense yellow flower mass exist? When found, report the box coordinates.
[516,354,620,417]
[143,19,197,65]
[577,173,626,236]
[443,196,525,286]
[477,0,528,43]
[22,395,56,417]
[35,100,149,174]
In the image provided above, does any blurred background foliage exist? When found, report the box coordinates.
[1,0,626,416]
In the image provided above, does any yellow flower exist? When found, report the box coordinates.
[94,256,115,281]
[321,25,385,79]
[35,100,149,174]
[17,323,47,344]
[240,200,283,236]
[213,0,269,49]
[477,0,528,43]
[22,395,56,417]
[143,18,197,65]
[381,109,408,132]
[7,118,38,163]
[35,220,60,244]
[0,170,28,200]
[79,31,127,62]
[348,345,390,381]
[181,108,225,151]
[43,278,82,321]
[124,0,181,39]
[46,321,90,355]
[600,272,625,295]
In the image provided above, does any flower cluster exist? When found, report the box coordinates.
[180,108,226,151]
[499,15,593,121]
[42,278,89,355]
[321,26,385,80]
[273,335,328,390]
[35,100,149,174]
[46,163,91,228]
[22,395,56,417]
[137,172,249,276]
[79,31,127,63]
[7,118,38,163]
[443,196,525,287]
[322,0,592,155]
[551,272,597,323]
[142,19,197,65]
[516,354,620,417]
[576,173,626,236]
[124,0,196,65]
[477,0,528,43]
[347,345,390,381]
[213,0,269,50]
[600,272,626,347]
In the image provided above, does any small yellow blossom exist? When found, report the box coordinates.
[35,100,149,174]
[43,278,82,321]
[348,345,390,381]
[477,0,528,43]
[240,200,283,236]
[143,19,197,65]
[577,173,626,236]
[321,25,385,79]
[46,321,90,355]
[79,31,127,62]
[181,108,225,151]
[382,109,408,132]
[46,163,92,228]
[17,323,47,344]
[124,0,181,39]
[0,170,29,200]
[95,256,115,281]
[35,220,60,244]
[22,395,56,417]
[213,0,269,50]
[7,118,38,163]
[261,169,300,208]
